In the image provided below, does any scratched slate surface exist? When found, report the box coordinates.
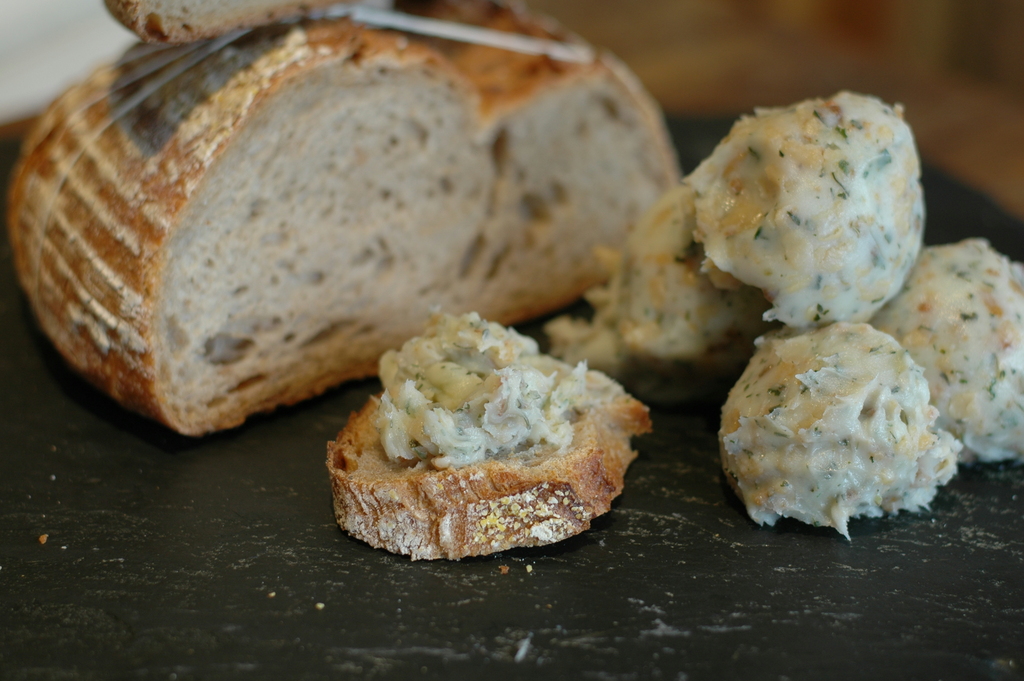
[1,120,1023,681]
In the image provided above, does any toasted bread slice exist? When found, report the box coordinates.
[327,393,650,560]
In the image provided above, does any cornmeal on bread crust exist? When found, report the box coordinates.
[326,313,651,560]
[6,0,677,436]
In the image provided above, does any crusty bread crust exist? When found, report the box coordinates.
[104,0,356,43]
[7,0,677,436]
[7,19,384,431]
[327,393,651,559]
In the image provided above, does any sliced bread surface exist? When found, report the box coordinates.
[7,0,678,435]
[327,392,651,560]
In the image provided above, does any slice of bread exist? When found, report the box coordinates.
[104,0,382,43]
[6,0,677,435]
[327,392,651,560]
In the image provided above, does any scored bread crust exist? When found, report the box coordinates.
[327,393,651,560]
[6,0,678,436]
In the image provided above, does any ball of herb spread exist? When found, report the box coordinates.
[376,312,624,469]
[545,182,773,403]
[688,91,924,328]
[872,239,1024,463]
[720,323,960,538]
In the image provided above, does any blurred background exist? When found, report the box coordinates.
[531,0,1024,220]
[1,0,1023,217]
[534,0,1024,111]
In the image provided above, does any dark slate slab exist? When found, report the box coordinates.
[1,119,1022,681]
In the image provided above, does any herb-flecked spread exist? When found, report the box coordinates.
[688,91,924,327]
[545,183,773,403]
[720,323,961,538]
[872,239,1024,463]
[375,312,624,469]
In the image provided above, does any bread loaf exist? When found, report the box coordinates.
[6,0,677,435]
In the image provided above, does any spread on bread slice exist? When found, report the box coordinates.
[326,312,651,560]
[7,0,677,435]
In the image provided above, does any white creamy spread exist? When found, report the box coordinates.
[872,239,1024,463]
[375,312,623,469]
[720,323,961,538]
[688,91,924,327]
[545,183,772,402]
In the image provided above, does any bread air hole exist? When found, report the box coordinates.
[377,240,395,272]
[551,181,568,205]
[351,238,394,272]
[203,334,254,365]
[144,13,168,40]
[458,235,485,278]
[352,247,375,266]
[486,244,511,281]
[491,128,509,173]
[334,449,355,472]
[248,198,266,219]
[520,193,551,222]
[302,319,357,347]
[600,96,622,122]
[409,119,429,147]
[247,316,282,334]
[230,374,266,394]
